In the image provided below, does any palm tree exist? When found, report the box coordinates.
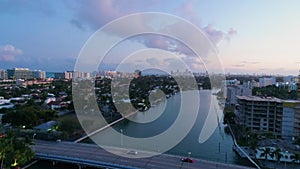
[272,148,282,163]
[271,148,282,168]
[291,153,300,169]
[260,147,271,161]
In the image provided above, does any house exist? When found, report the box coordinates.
[34,121,57,131]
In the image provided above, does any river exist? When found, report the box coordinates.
[29,90,253,168]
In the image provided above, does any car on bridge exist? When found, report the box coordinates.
[127,150,138,155]
[181,158,194,163]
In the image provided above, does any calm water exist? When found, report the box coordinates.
[29,90,253,168]
[91,90,252,166]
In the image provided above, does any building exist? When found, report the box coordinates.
[73,71,91,79]
[34,120,57,131]
[282,100,300,139]
[243,80,259,89]
[259,77,276,87]
[54,71,72,79]
[7,68,33,80]
[235,96,300,139]
[226,85,252,105]
[0,69,7,79]
[54,71,91,80]
[297,71,300,97]
[32,70,46,79]
[54,72,66,79]
[283,75,294,84]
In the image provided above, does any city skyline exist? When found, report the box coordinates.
[1,1,300,75]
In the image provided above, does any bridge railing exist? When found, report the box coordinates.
[35,153,139,169]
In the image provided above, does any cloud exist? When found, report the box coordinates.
[68,0,146,30]
[68,0,237,46]
[231,60,260,68]
[68,0,236,73]
[241,61,260,65]
[203,24,225,44]
[232,64,245,67]
[176,0,237,44]
[0,45,23,62]
[176,0,201,26]
[228,28,237,36]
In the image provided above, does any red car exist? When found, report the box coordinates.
[181,158,194,163]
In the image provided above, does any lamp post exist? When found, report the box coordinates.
[187,152,191,168]
[120,129,123,147]
[32,133,36,142]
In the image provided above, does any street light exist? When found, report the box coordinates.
[32,133,36,143]
[120,129,123,147]
[187,152,191,168]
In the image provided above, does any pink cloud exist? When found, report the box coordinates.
[69,0,237,52]
[0,44,23,62]
[176,0,201,26]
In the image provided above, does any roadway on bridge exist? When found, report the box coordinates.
[31,140,256,169]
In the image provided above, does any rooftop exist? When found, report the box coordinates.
[236,95,282,102]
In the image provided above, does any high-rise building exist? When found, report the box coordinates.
[0,69,7,79]
[32,70,46,79]
[54,72,66,79]
[297,70,300,96]
[235,96,300,139]
[7,68,32,80]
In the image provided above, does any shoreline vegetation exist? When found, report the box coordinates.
[223,104,300,169]
[0,74,221,169]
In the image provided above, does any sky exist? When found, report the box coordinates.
[0,0,300,75]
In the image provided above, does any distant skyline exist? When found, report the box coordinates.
[1,0,300,75]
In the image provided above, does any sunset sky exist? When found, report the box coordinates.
[1,0,300,75]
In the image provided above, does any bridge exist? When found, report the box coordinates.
[31,140,256,169]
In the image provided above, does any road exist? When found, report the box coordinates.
[31,140,256,169]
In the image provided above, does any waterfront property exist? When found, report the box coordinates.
[235,96,300,139]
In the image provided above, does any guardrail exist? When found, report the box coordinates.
[35,153,139,169]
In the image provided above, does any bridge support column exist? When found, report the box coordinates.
[52,161,56,166]
[78,164,82,169]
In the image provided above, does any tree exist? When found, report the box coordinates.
[260,147,271,161]
[270,148,282,168]
[291,153,300,169]
[0,129,34,169]
[249,133,258,151]
[272,148,282,163]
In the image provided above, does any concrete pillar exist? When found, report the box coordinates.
[52,161,56,166]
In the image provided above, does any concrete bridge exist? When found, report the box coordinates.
[31,140,256,169]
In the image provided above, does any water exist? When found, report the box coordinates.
[29,90,253,168]
[90,90,252,166]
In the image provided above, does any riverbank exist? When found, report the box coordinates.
[228,124,261,169]
[27,90,254,168]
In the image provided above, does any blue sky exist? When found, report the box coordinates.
[0,0,300,75]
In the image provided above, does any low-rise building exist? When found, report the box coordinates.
[259,77,276,87]
[226,85,252,105]
[34,121,57,131]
